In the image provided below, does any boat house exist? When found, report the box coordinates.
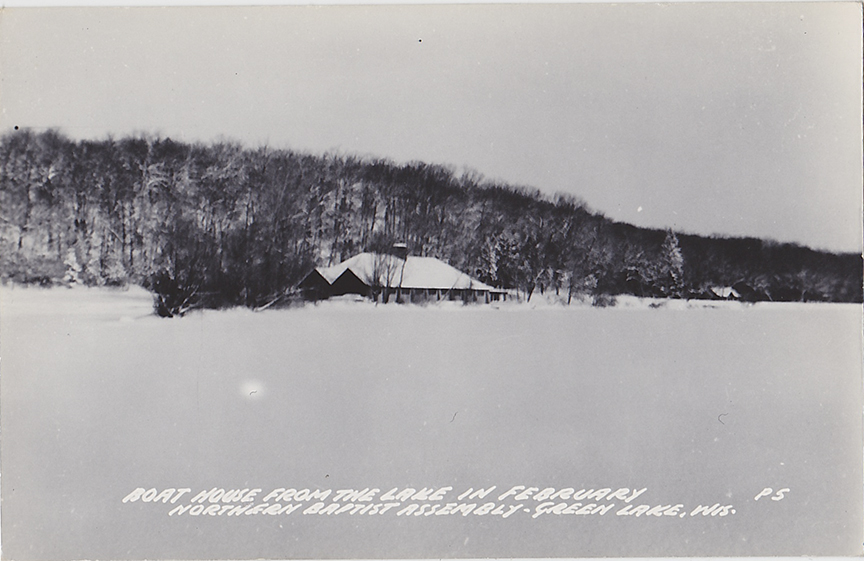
[298,252,507,303]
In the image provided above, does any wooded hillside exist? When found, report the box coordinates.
[1,129,860,314]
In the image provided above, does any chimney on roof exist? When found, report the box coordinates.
[391,243,409,261]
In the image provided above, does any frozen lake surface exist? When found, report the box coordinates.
[1,285,861,559]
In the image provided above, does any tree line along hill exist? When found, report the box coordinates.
[1,129,861,315]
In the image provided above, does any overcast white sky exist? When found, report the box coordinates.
[0,3,861,252]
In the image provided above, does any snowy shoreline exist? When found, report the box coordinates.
[1,282,857,321]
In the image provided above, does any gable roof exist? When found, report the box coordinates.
[316,252,497,291]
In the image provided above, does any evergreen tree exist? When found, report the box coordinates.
[660,230,685,297]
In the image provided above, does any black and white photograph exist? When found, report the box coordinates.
[0,3,862,559]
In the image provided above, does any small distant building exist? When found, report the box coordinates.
[298,251,507,303]
[708,282,765,302]
[709,286,740,300]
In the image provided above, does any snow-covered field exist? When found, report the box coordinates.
[1,285,861,559]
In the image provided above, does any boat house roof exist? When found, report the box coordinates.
[316,252,497,291]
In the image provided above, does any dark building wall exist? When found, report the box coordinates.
[331,269,372,297]
[298,270,331,301]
